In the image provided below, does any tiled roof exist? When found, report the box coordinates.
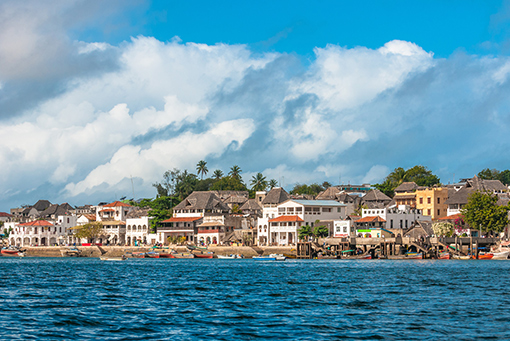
[161,217,202,223]
[100,208,115,213]
[19,220,53,226]
[356,216,386,223]
[0,212,12,217]
[438,213,464,220]
[103,201,132,208]
[268,215,304,223]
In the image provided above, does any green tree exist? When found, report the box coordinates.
[213,169,224,180]
[322,181,332,190]
[374,179,395,198]
[196,160,208,180]
[250,172,268,191]
[498,170,510,185]
[269,179,278,189]
[74,222,105,243]
[375,165,440,197]
[229,165,242,180]
[194,178,215,191]
[298,225,313,241]
[478,168,500,180]
[174,170,198,200]
[290,183,323,195]
[313,220,329,239]
[461,191,510,234]
[210,175,247,191]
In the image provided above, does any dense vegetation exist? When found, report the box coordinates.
[374,165,441,197]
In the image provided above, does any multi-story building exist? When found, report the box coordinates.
[258,197,346,246]
[361,205,431,230]
[415,187,449,220]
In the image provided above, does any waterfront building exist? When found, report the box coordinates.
[393,182,419,208]
[125,208,153,246]
[257,196,346,246]
[361,205,431,230]
[415,187,449,220]
[444,176,508,216]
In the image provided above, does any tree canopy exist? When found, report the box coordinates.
[196,160,208,180]
[250,172,268,191]
[290,183,325,195]
[461,191,509,234]
[477,168,510,185]
[210,175,247,191]
[375,165,440,197]
[74,222,105,242]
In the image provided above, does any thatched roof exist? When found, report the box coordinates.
[362,189,391,202]
[262,187,290,205]
[443,187,474,205]
[240,199,262,211]
[394,182,418,193]
[174,191,230,211]
[316,187,341,200]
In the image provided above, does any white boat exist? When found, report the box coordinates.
[491,250,509,260]
[253,253,286,261]
[217,254,244,259]
[452,254,471,260]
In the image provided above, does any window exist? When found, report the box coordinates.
[405,220,408,228]
[419,197,423,204]
[390,220,393,228]
[323,208,331,213]
[337,208,341,212]
[437,209,440,216]
[427,209,431,215]
[427,197,431,204]
[296,207,303,212]
[437,198,440,204]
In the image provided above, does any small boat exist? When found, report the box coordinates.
[145,252,160,259]
[193,252,214,259]
[406,252,423,259]
[253,254,286,261]
[492,251,509,260]
[159,253,173,258]
[1,247,25,256]
[131,252,146,258]
[170,253,195,259]
[217,254,244,259]
[452,254,471,260]
[60,247,82,257]
[438,252,450,260]
[477,253,494,260]
[100,255,127,261]
[186,245,208,251]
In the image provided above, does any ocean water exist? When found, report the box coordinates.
[0,257,509,340]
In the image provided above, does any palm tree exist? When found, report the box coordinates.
[229,165,242,179]
[298,225,313,241]
[196,160,208,180]
[269,179,278,189]
[250,173,268,191]
[213,169,223,180]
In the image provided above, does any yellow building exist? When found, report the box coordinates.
[415,187,449,220]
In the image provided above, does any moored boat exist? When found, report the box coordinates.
[170,253,194,259]
[100,255,127,261]
[406,252,423,259]
[476,253,494,260]
[217,254,243,259]
[253,253,286,261]
[452,254,471,260]
[145,252,160,259]
[193,252,214,259]
[492,251,509,260]
[438,252,450,260]
[1,247,25,256]
[131,252,146,258]
[60,247,82,257]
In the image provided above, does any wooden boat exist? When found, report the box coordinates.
[253,254,286,261]
[145,252,160,259]
[477,253,494,260]
[1,247,24,256]
[492,251,509,260]
[159,253,173,258]
[406,252,423,259]
[100,256,127,261]
[438,252,450,260]
[282,253,297,259]
[170,253,194,259]
[193,252,214,259]
[452,254,471,260]
[217,254,244,259]
[131,252,146,258]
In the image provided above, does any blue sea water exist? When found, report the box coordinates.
[0,258,509,340]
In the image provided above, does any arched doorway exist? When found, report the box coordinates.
[23,237,30,246]
[16,237,21,246]
[41,237,47,246]
[206,237,211,244]
[212,237,217,244]
[49,237,57,246]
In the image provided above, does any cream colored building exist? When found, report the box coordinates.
[415,187,449,220]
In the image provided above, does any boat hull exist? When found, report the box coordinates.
[1,249,20,255]
[438,253,450,260]
[492,251,509,260]
[477,253,494,260]
[194,253,214,259]
[100,256,126,261]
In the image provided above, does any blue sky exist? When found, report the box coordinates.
[0,0,510,211]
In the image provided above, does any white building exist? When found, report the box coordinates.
[332,220,355,238]
[361,205,431,230]
[126,215,151,246]
[257,199,346,246]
